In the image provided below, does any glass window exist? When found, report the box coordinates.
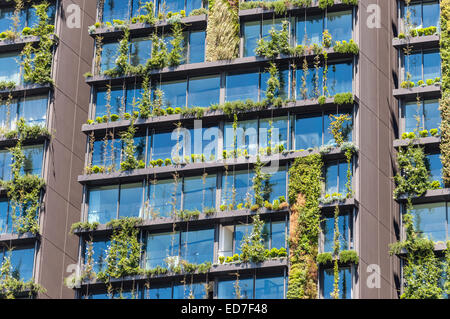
[258,116,288,151]
[295,114,322,150]
[218,277,253,299]
[296,64,324,99]
[297,14,323,46]
[85,239,109,274]
[409,202,447,242]
[102,0,130,22]
[226,70,259,102]
[266,168,287,203]
[224,119,258,156]
[146,231,179,268]
[148,179,181,218]
[422,0,440,28]
[325,161,351,196]
[144,285,172,299]
[151,131,178,162]
[21,145,44,176]
[188,75,220,107]
[403,99,440,133]
[327,62,353,96]
[186,0,203,15]
[126,84,143,112]
[189,126,219,161]
[221,170,255,207]
[183,175,216,212]
[324,111,353,146]
[271,221,286,249]
[173,282,206,299]
[254,276,284,299]
[423,50,441,81]
[3,246,35,282]
[244,21,260,57]
[0,200,12,234]
[118,183,142,218]
[92,138,122,169]
[404,0,440,29]
[180,228,214,264]
[322,213,352,252]
[19,95,47,127]
[189,31,205,63]
[260,67,289,101]
[426,153,442,184]
[0,7,14,32]
[95,86,124,118]
[404,50,440,83]
[326,10,352,43]
[322,267,352,299]
[87,185,119,224]
[130,37,152,66]
[0,52,21,83]
[157,0,185,14]
[0,98,18,131]
[0,149,12,181]
[100,42,119,73]
[160,80,187,108]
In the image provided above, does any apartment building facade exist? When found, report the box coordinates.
[0,0,447,300]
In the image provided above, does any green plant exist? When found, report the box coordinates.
[287,154,323,299]
[205,0,239,61]
[21,2,55,85]
[119,120,139,171]
[239,215,266,263]
[97,217,143,282]
[333,92,354,105]
[316,252,333,265]
[333,39,359,54]
[339,250,359,264]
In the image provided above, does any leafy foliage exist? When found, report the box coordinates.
[287,154,323,299]
[205,0,239,61]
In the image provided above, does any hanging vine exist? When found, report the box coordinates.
[0,252,45,299]
[21,1,55,85]
[1,119,46,235]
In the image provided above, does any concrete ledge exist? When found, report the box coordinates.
[397,188,450,204]
[393,84,441,99]
[393,136,441,148]
[78,258,288,287]
[0,232,38,244]
[73,208,289,236]
[90,14,207,39]
[392,34,440,49]
[78,146,354,185]
[81,95,358,134]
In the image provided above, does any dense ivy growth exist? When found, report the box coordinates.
[287,154,323,299]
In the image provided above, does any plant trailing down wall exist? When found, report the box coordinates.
[205,0,239,62]
[392,138,448,298]
[20,1,55,85]
[96,217,143,283]
[0,252,45,299]
[440,0,450,186]
[287,154,323,299]
[1,119,46,235]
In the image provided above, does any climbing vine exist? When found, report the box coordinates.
[20,1,55,85]
[97,217,143,282]
[0,252,45,299]
[440,0,450,186]
[1,119,46,235]
[287,154,323,299]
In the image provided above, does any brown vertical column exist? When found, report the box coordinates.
[35,0,95,298]
[355,0,400,299]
